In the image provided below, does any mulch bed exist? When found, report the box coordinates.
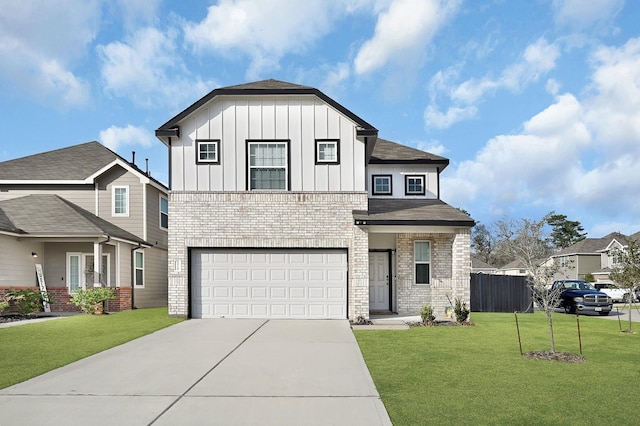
[0,314,38,324]
[523,351,585,363]
[408,320,474,327]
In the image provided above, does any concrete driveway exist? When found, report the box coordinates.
[0,319,391,426]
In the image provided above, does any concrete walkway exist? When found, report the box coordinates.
[0,319,391,426]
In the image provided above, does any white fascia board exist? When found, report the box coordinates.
[0,180,87,185]
[87,159,167,193]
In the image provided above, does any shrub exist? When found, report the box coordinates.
[5,288,54,315]
[454,298,470,324]
[69,288,116,314]
[420,304,436,325]
[0,299,9,315]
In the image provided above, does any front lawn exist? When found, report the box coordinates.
[0,308,183,389]
[355,312,640,425]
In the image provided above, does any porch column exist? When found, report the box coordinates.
[93,241,103,287]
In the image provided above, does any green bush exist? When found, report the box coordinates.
[0,299,9,314]
[454,297,470,323]
[69,288,116,314]
[5,288,54,315]
[420,304,435,324]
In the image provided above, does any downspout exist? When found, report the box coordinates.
[130,243,142,310]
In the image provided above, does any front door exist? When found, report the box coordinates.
[369,252,390,311]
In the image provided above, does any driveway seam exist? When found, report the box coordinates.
[147,319,269,426]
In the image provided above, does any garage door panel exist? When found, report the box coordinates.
[191,249,347,319]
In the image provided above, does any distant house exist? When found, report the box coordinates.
[471,257,497,274]
[0,142,168,311]
[495,259,529,276]
[155,79,475,319]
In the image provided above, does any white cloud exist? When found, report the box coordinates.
[98,27,215,109]
[183,0,340,79]
[416,140,447,156]
[424,105,477,129]
[354,0,461,75]
[99,125,154,151]
[113,0,161,30]
[552,0,624,31]
[443,37,640,230]
[0,0,99,107]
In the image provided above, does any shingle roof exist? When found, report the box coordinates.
[0,195,148,245]
[0,141,117,181]
[222,79,313,90]
[370,139,449,167]
[0,207,24,234]
[353,199,474,226]
[553,232,629,256]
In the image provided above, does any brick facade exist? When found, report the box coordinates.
[395,229,471,316]
[168,191,369,319]
[0,286,132,314]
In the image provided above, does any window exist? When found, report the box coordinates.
[134,251,144,287]
[372,175,392,195]
[112,186,129,216]
[415,241,431,284]
[160,196,168,229]
[405,175,425,195]
[67,253,81,293]
[248,141,288,190]
[197,139,220,164]
[315,139,340,164]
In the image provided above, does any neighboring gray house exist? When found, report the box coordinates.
[155,79,474,320]
[0,142,168,311]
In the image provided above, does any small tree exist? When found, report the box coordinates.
[496,216,566,353]
[610,239,640,333]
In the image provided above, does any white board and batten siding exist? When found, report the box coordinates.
[368,164,440,199]
[170,95,366,192]
[191,249,348,319]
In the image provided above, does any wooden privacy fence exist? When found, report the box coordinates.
[470,273,533,313]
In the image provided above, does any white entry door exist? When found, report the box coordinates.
[369,252,389,311]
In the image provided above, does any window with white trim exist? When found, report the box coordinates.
[160,196,168,229]
[315,139,339,164]
[248,141,288,190]
[112,186,129,216]
[197,139,220,164]
[372,175,392,195]
[134,250,144,287]
[405,175,425,195]
[415,241,431,284]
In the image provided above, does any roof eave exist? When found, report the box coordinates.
[355,219,475,227]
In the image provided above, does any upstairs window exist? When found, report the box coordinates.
[197,139,220,164]
[372,175,392,195]
[405,175,425,195]
[315,139,340,164]
[112,186,129,217]
[160,196,168,229]
[415,241,431,284]
[248,141,288,190]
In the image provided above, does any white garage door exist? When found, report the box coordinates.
[191,249,348,319]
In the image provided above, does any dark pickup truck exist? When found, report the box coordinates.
[552,280,613,315]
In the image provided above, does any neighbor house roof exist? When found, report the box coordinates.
[369,138,449,169]
[0,207,24,234]
[0,195,149,246]
[552,232,629,257]
[155,79,379,154]
[353,199,474,227]
[0,141,167,191]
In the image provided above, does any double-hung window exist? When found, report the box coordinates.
[160,196,168,229]
[405,175,425,195]
[197,139,220,164]
[372,175,392,195]
[315,139,339,164]
[112,186,129,216]
[248,141,288,190]
[134,250,144,287]
[415,241,431,284]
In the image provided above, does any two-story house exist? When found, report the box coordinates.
[155,79,474,320]
[0,142,168,311]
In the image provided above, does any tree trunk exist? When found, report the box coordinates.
[547,312,556,353]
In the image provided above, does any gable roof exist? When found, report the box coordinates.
[370,138,449,168]
[552,232,628,256]
[353,199,474,227]
[155,79,378,146]
[0,141,167,191]
[0,195,149,246]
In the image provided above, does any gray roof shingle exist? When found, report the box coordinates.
[370,138,449,167]
[0,195,148,245]
[354,199,474,226]
[553,232,629,255]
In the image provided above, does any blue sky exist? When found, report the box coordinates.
[1,0,639,237]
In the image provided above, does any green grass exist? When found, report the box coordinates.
[355,312,640,425]
[0,308,184,389]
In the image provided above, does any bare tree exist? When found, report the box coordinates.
[610,238,640,333]
[496,217,566,353]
